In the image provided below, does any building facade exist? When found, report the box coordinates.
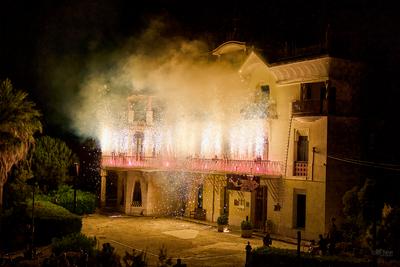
[100,41,363,240]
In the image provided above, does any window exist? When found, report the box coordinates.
[197,184,203,209]
[261,85,270,97]
[301,84,312,100]
[132,181,142,207]
[294,135,308,176]
[297,136,309,162]
[263,137,269,160]
[295,193,306,229]
[134,132,144,160]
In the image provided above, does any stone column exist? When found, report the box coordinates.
[100,169,107,208]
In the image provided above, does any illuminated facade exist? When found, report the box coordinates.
[100,41,362,240]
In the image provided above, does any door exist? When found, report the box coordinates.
[106,172,118,207]
[296,194,306,228]
[221,186,229,215]
[254,186,268,231]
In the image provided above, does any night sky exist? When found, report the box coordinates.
[1,0,400,162]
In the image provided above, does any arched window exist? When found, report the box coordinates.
[132,181,142,207]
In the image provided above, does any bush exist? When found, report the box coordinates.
[0,205,30,251]
[27,200,82,245]
[96,243,122,267]
[217,214,228,225]
[241,220,253,230]
[52,233,97,256]
[1,200,82,250]
[49,185,97,215]
[123,249,148,267]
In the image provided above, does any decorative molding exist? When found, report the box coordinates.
[212,41,247,56]
[269,57,331,86]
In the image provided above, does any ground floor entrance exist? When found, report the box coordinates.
[254,185,268,231]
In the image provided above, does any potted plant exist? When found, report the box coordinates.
[241,219,253,238]
[217,214,228,232]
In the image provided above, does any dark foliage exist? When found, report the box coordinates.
[123,249,148,267]
[217,214,228,225]
[75,138,101,194]
[42,185,97,215]
[96,243,122,267]
[250,247,372,267]
[27,200,82,245]
[31,136,77,193]
[52,233,97,257]
[1,200,81,250]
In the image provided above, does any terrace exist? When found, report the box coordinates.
[102,155,283,176]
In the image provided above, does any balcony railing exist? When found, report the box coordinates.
[102,156,283,176]
[292,99,355,117]
[292,99,327,116]
[294,161,308,176]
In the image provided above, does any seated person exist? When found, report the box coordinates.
[263,233,272,247]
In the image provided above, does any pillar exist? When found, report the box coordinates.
[100,169,107,208]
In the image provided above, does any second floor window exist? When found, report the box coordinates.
[297,136,309,162]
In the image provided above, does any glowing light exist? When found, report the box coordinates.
[100,127,111,152]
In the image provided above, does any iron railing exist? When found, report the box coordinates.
[102,155,283,176]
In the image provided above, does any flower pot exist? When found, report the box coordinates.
[217,224,225,232]
[241,229,253,238]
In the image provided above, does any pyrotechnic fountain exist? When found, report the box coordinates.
[68,29,286,219]
[73,36,282,176]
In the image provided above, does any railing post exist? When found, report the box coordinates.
[297,231,301,257]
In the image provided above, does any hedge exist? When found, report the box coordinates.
[27,200,82,245]
[1,200,82,250]
[52,233,97,256]
[48,185,97,215]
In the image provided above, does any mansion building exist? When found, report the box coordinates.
[100,41,362,240]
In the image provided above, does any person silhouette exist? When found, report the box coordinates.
[318,234,328,255]
[327,217,338,255]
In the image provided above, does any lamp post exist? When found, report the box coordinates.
[74,162,80,213]
[26,177,37,259]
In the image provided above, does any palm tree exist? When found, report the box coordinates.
[0,79,42,210]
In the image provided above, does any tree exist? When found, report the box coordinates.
[76,138,101,193]
[31,136,76,193]
[0,79,42,210]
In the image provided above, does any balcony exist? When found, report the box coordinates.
[292,99,357,117]
[292,99,327,117]
[102,155,283,176]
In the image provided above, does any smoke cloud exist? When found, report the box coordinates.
[70,19,267,160]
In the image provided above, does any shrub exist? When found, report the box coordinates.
[0,205,30,251]
[49,185,97,215]
[123,249,148,267]
[52,233,97,256]
[241,220,253,230]
[1,200,82,250]
[217,214,228,225]
[96,243,121,267]
[27,200,82,245]
[158,245,172,267]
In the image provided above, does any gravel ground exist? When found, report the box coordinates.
[82,213,296,267]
